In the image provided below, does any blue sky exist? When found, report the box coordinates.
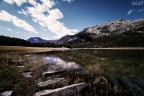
[0,0,144,40]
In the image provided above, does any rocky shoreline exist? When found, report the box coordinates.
[2,69,144,96]
[0,53,144,96]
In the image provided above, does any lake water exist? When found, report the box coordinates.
[43,49,144,77]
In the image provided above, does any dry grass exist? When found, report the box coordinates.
[0,46,70,53]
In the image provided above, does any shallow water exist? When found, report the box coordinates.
[42,49,144,77]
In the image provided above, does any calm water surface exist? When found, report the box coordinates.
[43,49,144,77]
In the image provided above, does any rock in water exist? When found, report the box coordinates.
[34,82,87,96]
[38,78,65,87]
[117,77,144,96]
[42,71,66,77]
[22,72,32,78]
[92,76,109,95]
[128,77,144,89]
[0,91,13,96]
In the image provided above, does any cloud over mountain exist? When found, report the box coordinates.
[2,0,79,39]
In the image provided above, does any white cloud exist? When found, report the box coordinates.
[3,0,79,38]
[16,32,20,33]
[0,10,37,33]
[5,28,12,31]
[127,10,133,15]
[63,0,74,3]
[127,8,144,16]
[25,0,78,38]
[4,0,27,6]
[138,8,144,12]
[27,0,37,6]
[18,9,28,16]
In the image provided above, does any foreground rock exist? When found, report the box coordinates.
[34,82,87,96]
[38,78,65,88]
[0,91,13,96]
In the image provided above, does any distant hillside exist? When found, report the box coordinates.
[27,37,57,43]
[27,37,48,43]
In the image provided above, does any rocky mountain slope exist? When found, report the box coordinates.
[57,19,144,47]
[27,19,144,48]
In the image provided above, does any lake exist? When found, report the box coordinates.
[42,49,144,78]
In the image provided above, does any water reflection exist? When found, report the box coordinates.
[43,49,144,77]
[43,56,88,74]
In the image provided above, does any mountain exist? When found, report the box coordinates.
[27,37,57,44]
[56,19,144,47]
[27,37,48,43]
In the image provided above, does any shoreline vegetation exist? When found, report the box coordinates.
[0,46,70,53]
[0,46,144,96]
[1,46,144,53]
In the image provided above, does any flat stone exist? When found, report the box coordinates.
[34,82,87,96]
[38,78,65,87]
[0,91,13,96]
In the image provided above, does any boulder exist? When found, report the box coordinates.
[34,82,87,96]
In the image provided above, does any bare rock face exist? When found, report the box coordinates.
[56,19,144,44]
[34,82,87,96]
[83,19,144,36]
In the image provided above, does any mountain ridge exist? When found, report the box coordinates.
[26,18,144,48]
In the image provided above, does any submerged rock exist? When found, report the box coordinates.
[117,77,144,96]
[16,65,25,68]
[93,76,108,85]
[0,91,13,96]
[22,72,32,78]
[92,76,109,96]
[42,71,66,77]
[128,77,144,89]
[38,78,65,88]
[34,82,87,96]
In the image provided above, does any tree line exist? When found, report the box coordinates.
[0,35,72,48]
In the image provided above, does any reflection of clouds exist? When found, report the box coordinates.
[44,56,80,70]
[44,57,57,64]
[94,51,97,54]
